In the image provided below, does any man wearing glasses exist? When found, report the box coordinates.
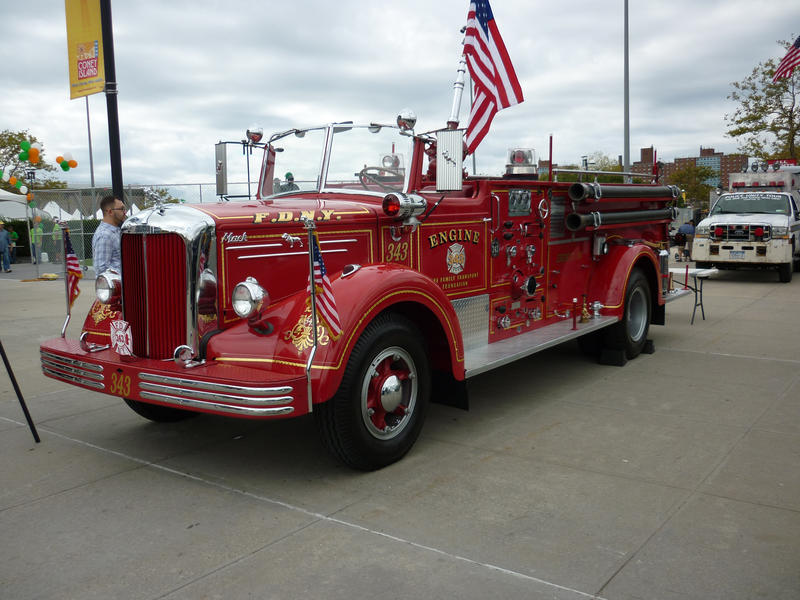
[92,195,126,275]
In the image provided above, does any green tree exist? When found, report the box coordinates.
[0,129,67,193]
[666,163,716,207]
[725,38,800,160]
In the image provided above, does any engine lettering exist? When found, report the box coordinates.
[428,229,480,249]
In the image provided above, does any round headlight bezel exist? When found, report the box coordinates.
[95,270,122,305]
[232,277,268,319]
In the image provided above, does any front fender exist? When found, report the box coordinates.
[207,263,465,405]
[311,264,465,400]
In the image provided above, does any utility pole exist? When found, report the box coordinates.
[99,0,123,200]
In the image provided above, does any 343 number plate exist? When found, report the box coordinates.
[109,371,131,397]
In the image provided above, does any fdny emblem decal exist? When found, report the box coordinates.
[283,307,331,352]
[446,243,466,275]
[110,319,134,356]
[90,301,117,325]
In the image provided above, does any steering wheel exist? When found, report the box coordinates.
[358,166,404,192]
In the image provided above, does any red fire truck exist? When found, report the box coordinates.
[40,117,683,470]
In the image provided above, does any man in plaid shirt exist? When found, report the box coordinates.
[92,195,126,275]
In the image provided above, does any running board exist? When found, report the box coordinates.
[464,316,619,378]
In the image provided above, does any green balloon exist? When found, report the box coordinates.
[14,180,22,189]
[19,151,29,161]
[20,141,31,151]
[29,201,35,208]
[61,162,70,171]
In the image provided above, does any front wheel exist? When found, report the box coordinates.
[315,313,430,470]
[603,268,651,359]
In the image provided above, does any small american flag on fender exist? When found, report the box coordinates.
[308,231,342,338]
[64,228,82,309]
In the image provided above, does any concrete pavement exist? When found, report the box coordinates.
[1,261,799,599]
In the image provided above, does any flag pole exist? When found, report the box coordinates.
[447,49,468,129]
[61,226,71,338]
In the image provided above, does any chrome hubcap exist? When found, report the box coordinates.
[361,347,417,440]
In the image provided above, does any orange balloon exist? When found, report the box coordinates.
[68,160,77,168]
[56,155,64,163]
[9,176,16,185]
[34,215,42,223]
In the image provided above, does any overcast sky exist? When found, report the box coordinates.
[2,0,799,188]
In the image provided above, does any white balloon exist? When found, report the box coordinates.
[63,151,73,161]
[1,171,9,182]
[31,142,42,151]
[19,185,28,195]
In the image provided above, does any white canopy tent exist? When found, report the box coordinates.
[0,188,53,221]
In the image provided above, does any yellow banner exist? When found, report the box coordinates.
[65,0,105,99]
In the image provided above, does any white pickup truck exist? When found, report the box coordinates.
[692,189,800,282]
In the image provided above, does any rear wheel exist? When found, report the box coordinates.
[315,313,430,470]
[603,268,651,359]
[123,399,198,423]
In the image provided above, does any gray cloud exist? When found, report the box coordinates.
[2,0,799,187]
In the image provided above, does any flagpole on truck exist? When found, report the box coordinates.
[61,227,72,338]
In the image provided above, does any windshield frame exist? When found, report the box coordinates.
[260,122,415,199]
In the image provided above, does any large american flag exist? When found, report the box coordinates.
[64,227,82,309]
[773,36,800,81]
[308,231,342,338]
[463,0,524,154]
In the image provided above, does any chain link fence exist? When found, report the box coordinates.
[20,182,249,273]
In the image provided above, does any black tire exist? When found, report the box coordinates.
[603,268,651,359]
[778,262,793,283]
[315,313,430,471]
[695,261,711,269]
[123,399,198,423]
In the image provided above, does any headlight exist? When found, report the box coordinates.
[772,225,789,237]
[695,225,709,235]
[232,277,268,319]
[95,270,122,304]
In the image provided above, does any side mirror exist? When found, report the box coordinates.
[215,143,227,196]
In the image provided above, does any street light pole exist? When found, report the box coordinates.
[623,0,631,180]
[100,0,123,200]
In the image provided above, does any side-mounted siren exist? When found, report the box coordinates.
[505,148,538,178]
[382,192,427,228]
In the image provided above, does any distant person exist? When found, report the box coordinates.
[676,220,695,262]
[281,172,299,192]
[92,195,126,275]
[7,224,18,264]
[51,221,63,263]
[0,221,12,273]
[31,218,43,264]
